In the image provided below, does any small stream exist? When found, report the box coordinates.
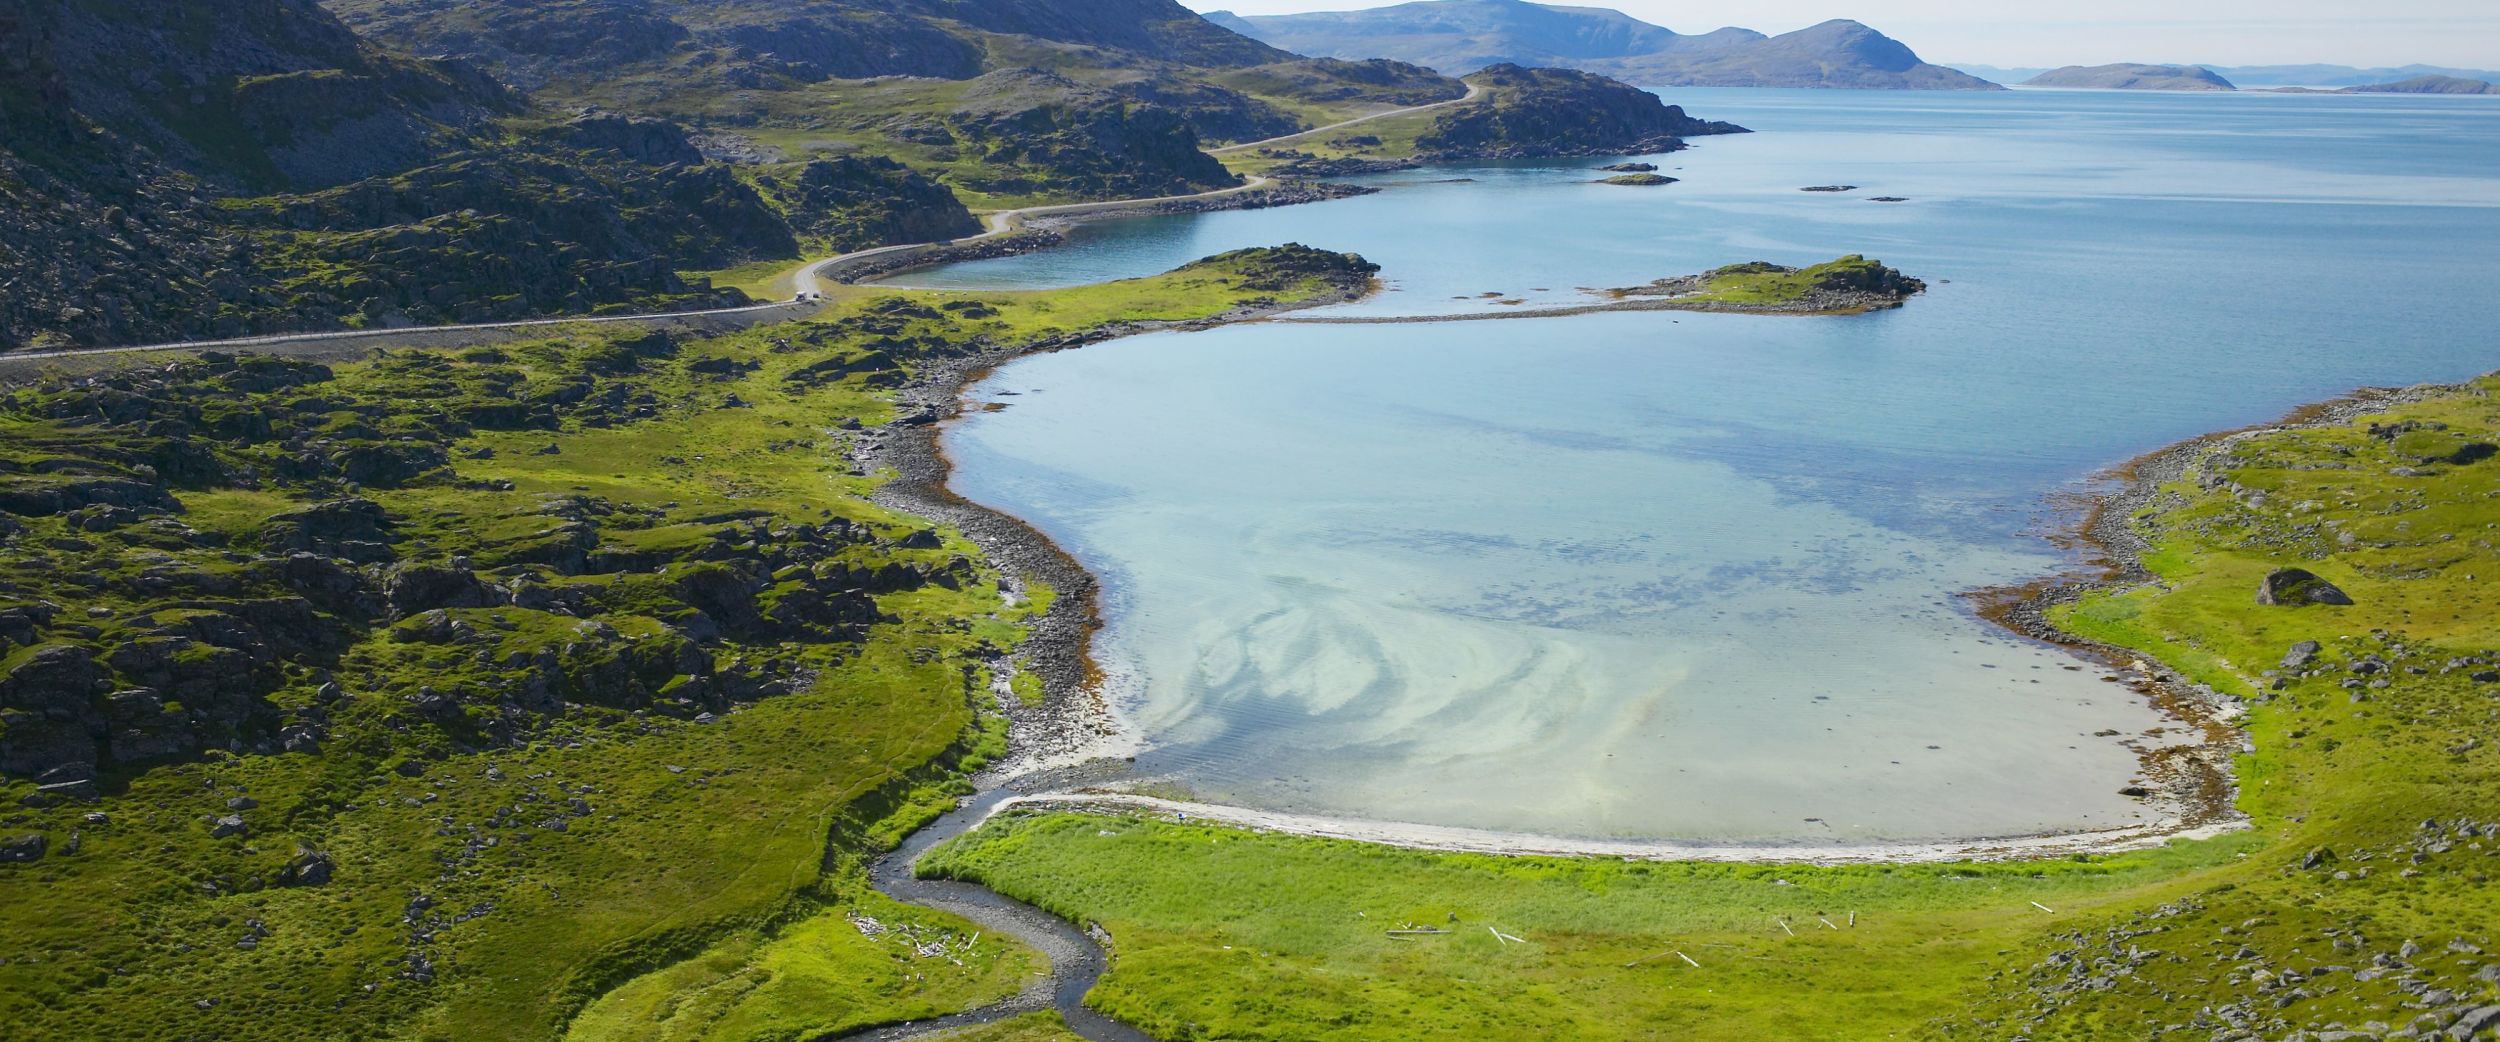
[830,784,1153,1042]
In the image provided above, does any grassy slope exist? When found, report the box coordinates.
[0,250,1367,1042]
[922,380,2500,1040]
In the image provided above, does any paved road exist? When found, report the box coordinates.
[788,174,1278,298]
[1206,82,1484,155]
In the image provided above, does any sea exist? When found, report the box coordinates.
[890,87,2500,843]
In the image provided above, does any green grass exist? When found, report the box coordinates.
[1677,256,1904,307]
[936,1011,1086,1042]
[687,259,801,302]
[563,888,1037,1042]
[925,815,2254,1042]
[921,377,2500,1040]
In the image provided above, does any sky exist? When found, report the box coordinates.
[1182,0,2500,69]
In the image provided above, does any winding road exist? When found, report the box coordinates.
[1207,82,1485,155]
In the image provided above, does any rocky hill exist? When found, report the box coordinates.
[321,0,1292,91]
[2024,64,2237,91]
[1213,1,2000,90]
[30,0,515,193]
[312,0,1464,199]
[0,0,996,351]
[1417,64,1746,158]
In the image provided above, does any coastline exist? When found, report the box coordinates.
[882,333,2461,866]
[852,277,1383,776]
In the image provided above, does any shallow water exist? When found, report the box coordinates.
[923,88,2500,842]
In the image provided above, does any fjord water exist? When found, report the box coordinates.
[922,89,2500,843]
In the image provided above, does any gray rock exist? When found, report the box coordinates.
[2258,568,2354,606]
[277,851,335,887]
[2451,1006,2500,1040]
[209,815,247,838]
[0,833,45,863]
[2283,640,2323,669]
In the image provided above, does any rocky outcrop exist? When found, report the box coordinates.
[0,339,991,779]
[2257,568,2354,606]
[759,156,981,253]
[945,69,1242,199]
[1418,64,1747,159]
[540,111,707,166]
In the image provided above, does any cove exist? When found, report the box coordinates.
[923,87,2500,843]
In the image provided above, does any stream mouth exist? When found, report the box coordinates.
[833,781,1154,1042]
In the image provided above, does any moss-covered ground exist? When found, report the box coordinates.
[923,378,2500,1040]
[0,246,1374,1042]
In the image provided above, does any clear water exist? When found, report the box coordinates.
[923,88,2500,843]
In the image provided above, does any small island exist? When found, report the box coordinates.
[1610,255,1927,313]
[1599,162,1659,172]
[2024,64,2237,90]
[1282,256,1926,325]
[1597,172,1678,186]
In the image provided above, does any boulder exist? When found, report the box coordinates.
[384,564,497,617]
[2281,640,2322,669]
[2451,1006,2500,1040]
[209,815,247,838]
[276,851,335,887]
[0,834,44,863]
[2257,568,2354,606]
[260,498,398,562]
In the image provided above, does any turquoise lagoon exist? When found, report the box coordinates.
[907,88,2500,842]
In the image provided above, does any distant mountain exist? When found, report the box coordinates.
[2202,63,2500,88]
[2024,64,2236,91]
[1209,0,2002,90]
[1201,0,1763,76]
[2341,75,2498,95]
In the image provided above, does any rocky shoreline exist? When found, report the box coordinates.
[852,274,1381,773]
[1970,380,2464,840]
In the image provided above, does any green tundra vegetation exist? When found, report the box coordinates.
[921,378,2500,1041]
[0,245,1379,1042]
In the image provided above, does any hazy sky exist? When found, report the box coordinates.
[1184,1,2500,69]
